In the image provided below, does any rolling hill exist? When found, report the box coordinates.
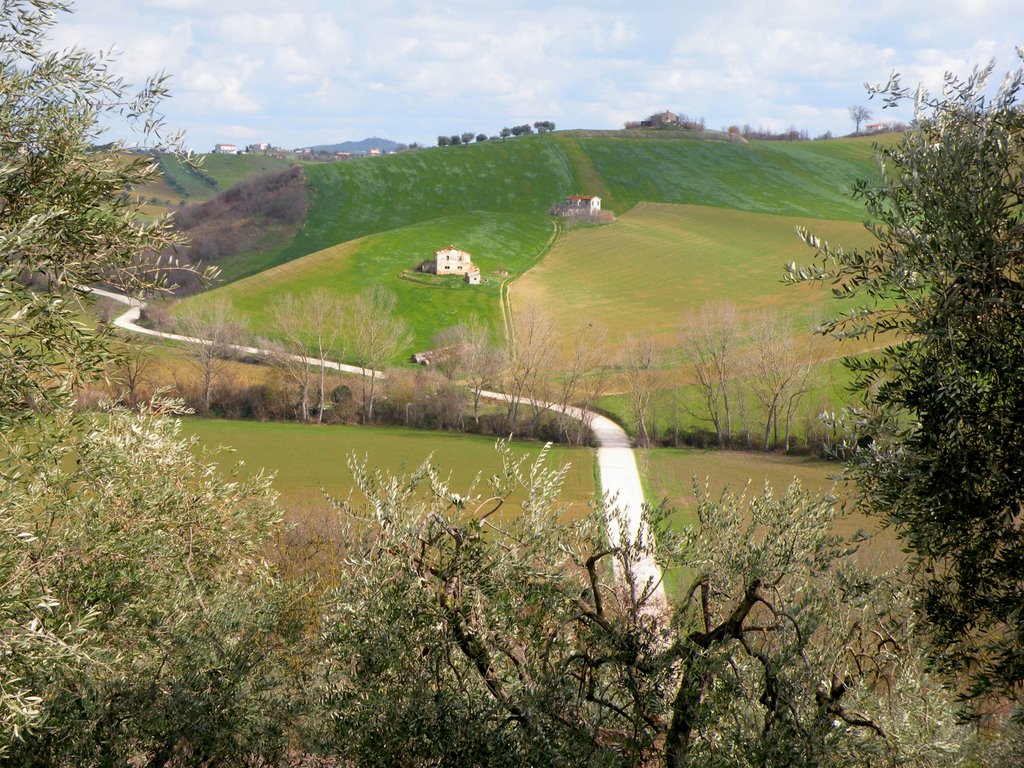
[172,129,886,363]
[200,211,558,355]
[145,152,299,207]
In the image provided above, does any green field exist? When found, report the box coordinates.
[178,132,878,284]
[554,133,880,219]
[188,212,558,357]
[640,447,900,573]
[179,417,892,562]
[283,134,879,268]
[512,201,876,350]
[155,152,299,202]
[282,138,576,258]
[182,418,597,519]
[163,135,888,427]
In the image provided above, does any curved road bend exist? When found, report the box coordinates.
[86,287,667,610]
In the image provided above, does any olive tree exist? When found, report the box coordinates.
[1,2,293,761]
[2,405,298,765]
[790,54,1024,710]
[307,446,966,767]
[0,1,204,429]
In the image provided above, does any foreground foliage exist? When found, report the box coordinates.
[1,406,298,764]
[0,0,200,431]
[792,53,1024,710]
[0,410,975,765]
[307,449,964,767]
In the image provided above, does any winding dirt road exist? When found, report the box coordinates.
[87,287,666,609]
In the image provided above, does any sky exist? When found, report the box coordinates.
[47,0,1024,152]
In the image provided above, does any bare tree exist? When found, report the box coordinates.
[551,319,608,445]
[620,331,660,447]
[266,294,314,421]
[305,289,347,423]
[502,305,558,436]
[780,337,824,452]
[433,317,504,425]
[680,301,741,446]
[176,296,243,413]
[350,287,410,422]
[849,104,872,133]
[748,311,788,450]
[746,310,823,451]
[112,342,154,409]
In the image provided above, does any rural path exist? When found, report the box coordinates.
[86,287,667,610]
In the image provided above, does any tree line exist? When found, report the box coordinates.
[437,121,555,147]
[106,292,842,455]
[120,292,605,446]
[611,304,831,454]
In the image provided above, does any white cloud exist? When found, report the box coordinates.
[39,0,1024,148]
[182,60,261,113]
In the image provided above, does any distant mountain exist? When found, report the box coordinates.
[307,137,401,154]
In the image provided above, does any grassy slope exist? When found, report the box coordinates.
[203,132,878,281]
[175,134,882,364]
[282,138,576,259]
[193,212,558,357]
[169,132,880,288]
[166,132,881,282]
[183,418,596,519]
[552,133,879,219]
[156,153,298,203]
[195,154,299,189]
[512,201,876,347]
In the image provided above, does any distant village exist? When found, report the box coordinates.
[210,142,398,161]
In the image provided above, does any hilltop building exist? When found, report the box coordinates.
[550,194,602,218]
[419,246,481,284]
[212,143,237,154]
[642,111,679,128]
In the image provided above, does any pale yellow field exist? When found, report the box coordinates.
[512,202,877,353]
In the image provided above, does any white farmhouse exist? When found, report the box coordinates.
[550,194,602,218]
[420,246,481,284]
